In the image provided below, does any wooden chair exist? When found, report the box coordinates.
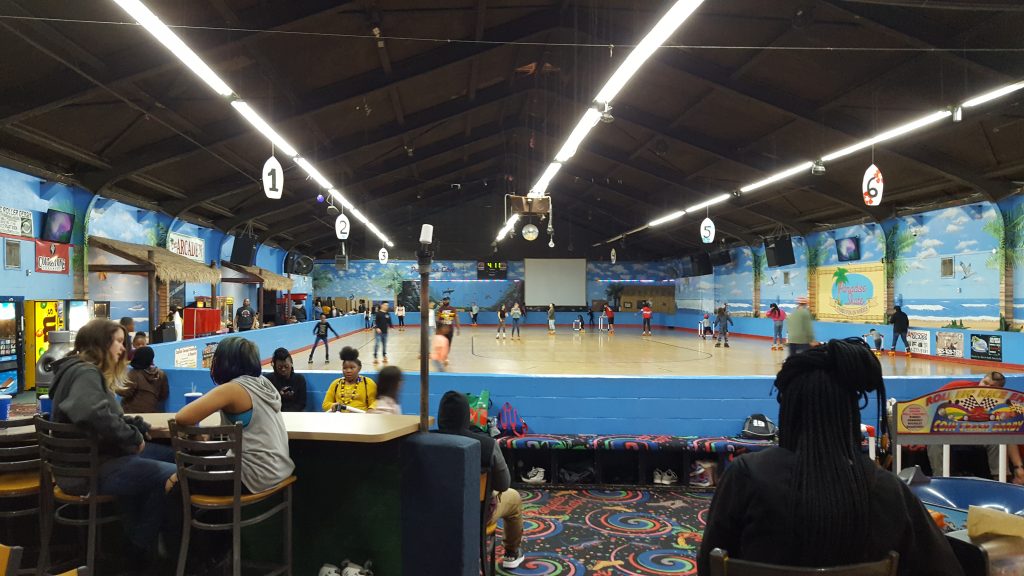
[709,549,899,576]
[34,417,120,576]
[0,418,41,520]
[168,420,295,576]
[478,469,497,576]
[47,567,89,576]
[0,543,23,576]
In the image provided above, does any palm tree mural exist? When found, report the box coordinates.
[804,236,829,316]
[605,283,625,308]
[375,264,407,303]
[751,249,765,317]
[983,205,1024,330]
[884,222,916,317]
[832,267,850,305]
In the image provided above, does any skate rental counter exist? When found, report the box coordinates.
[141,412,478,576]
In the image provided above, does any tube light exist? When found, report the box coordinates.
[496,214,520,242]
[685,193,732,212]
[821,110,951,162]
[294,157,333,190]
[112,0,234,97]
[962,80,1024,108]
[350,208,368,223]
[529,163,562,197]
[555,109,602,162]
[740,163,814,193]
[594,0,706,104]
[230,101,299,158]
[649,210,686,227]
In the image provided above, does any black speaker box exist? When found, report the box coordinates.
[283,251,298,275]
[690,253,712,276]
[765,236,795,267]
[230,235,258,266]
[710,250,732,266]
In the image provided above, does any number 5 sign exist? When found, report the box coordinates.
[862,164,884,206]
[700,217,715,244]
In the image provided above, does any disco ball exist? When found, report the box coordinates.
[522,223,539,241]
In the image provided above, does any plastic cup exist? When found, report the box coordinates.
[0,395,11,421]
[38,394,51,416]
[184,392,203,405]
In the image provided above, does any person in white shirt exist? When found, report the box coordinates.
[396,304,406,332]
[368,366,403,415]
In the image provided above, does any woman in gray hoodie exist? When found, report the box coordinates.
[175,337,294,494]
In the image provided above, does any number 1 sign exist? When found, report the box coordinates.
[263,156,283,199]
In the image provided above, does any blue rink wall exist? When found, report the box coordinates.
[150,316,1024,437]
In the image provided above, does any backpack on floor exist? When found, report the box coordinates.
[497,402,528,437]
[741,413,777,440]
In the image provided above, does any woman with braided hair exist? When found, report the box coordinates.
[698,338,962,575]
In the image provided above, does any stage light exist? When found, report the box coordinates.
[810,160,826,176]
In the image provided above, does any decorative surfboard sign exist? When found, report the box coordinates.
[610,248,617,264]
[862,164,884,206]
[700,217,716,244]
[335,213,350,240]
[262,156,283,199]
[378,247,389,265]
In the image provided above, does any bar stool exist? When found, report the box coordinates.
[0,543,23,574]
[168,420,295,576]
[34,417,120,575]
[47,568,88,576]
[478,469,496,576]
[0,418,40,576]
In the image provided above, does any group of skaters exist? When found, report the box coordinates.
[703,298,916,357]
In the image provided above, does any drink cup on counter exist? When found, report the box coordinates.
[184,392,203,405]
[0,394,11,420]
[38,394,52,416]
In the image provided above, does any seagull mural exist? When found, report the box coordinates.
[960,262,974,279]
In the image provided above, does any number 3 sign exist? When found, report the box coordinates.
[700,217,715,244]
[862,164,884,206]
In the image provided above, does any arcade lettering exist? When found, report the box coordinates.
[166,232,205,263]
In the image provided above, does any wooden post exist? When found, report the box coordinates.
[418,246,432,433]
[257,283,264,328]
[147,250,157,338]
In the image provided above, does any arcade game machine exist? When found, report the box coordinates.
[0,296,24,395]
[64,299,91,332]
[23,299,63,392]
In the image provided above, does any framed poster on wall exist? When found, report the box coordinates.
[4,239,19,269]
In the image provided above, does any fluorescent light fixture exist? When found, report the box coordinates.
[649,210,686,227]
[740,163,814,193]
[555,109,602,162]
[529,163,562,197]
[328,189,355,210]
[962,80,1024,108]
[594,0,705,104]
[821,110,951,162]
[112,0,234,97]
[496,214,520,242]
[294,157,333,190]
[350,208,368,223]
[685,193,732,212]
[230,101,299,158]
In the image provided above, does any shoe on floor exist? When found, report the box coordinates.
[661,469,678,485]
[724,343,730,348]
[714,342,721,348]
[502,547,526,569]
[308,359,314,364]
[689,462,706,477]
[382,356,388,363]
[690,470,713,488]
[521,467,546,485]
[653,469,664,485]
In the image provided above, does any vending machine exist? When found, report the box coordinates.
[64,299,91,332]
[23,300,64,391]
[0,296,24,395]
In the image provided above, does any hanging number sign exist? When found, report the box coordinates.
[862,164,884,206]
[335,213,350,240]
[610,248,617,264]
[378,247,389,265]
[700,217,716,244]
[262,156,283,199]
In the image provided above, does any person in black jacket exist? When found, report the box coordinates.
[437,391,525,570]
[888,305,911,353]
[49,319,178,568]
[308,313,338,364]
[266,347,308,412]
[698,339,963,576]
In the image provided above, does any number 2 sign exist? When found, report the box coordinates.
[335,213,350,240]
[862,164,884,206]
[263,156,283,199]
[700,217,715,244]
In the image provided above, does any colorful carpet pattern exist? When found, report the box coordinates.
[496,489,711,575]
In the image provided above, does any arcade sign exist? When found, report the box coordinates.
[166,232,205,263]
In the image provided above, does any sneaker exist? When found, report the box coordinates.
[724,343,730,348]
[373,358,379,365]
[496,334,500,339]
[521,467,546,485]
[653,469,665,484]
[325,359,330,364]
[661,469,679,485]
[714,342,721,348]
[689,462,706,477]
[690,470,713,488]
[308,358,314,364]
[502,547,526,569]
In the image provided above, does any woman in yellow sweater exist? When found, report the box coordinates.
[322,346,377,411]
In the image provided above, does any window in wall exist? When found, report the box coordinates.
[4,239,19,269]
[941,257,955,278]
[93,301,110,319]
[169,281,186,311]
[783,271,791,286]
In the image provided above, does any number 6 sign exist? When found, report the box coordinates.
[862,164,884,206]
[700,217,715,244]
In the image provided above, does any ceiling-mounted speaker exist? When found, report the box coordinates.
[508,195,551,215]
[292,255,314,276]
[283,251,298,274]
[229,234,258,266]
[335,253,348,271]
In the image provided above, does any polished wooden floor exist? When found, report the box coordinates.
[295,325,997,377]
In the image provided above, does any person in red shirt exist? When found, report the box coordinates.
[928,371,1011,480]
[640,302,653,336]
[603,304,615,333]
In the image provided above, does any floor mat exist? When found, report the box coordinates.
[495,488,711,575]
